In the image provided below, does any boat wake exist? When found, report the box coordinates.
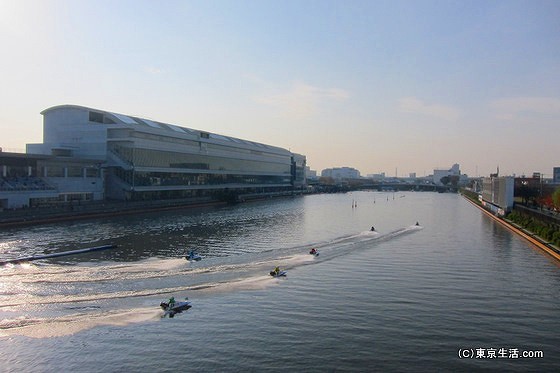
[0,225,421,338]
[0,308,162,339]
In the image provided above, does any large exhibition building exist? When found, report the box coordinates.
[1,105,306,209]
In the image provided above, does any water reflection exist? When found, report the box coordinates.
[1,199,312,263]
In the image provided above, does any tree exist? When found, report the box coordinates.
[449,175,460,188]
[516,183,539,205]
[553,187,560,211]
[319,176,335,185]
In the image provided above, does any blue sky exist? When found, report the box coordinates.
[1,0,559,177]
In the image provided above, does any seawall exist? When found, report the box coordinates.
[463,195,560,262]
[0,198,227,228]
[0,193,306,229]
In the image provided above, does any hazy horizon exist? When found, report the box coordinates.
[1,0,558,177]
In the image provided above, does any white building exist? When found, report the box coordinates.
[321,167,360,180]
[0,152,104,209]
[367,172,385,180]
[0,104,306,208]
[480,176,514,216]
[305,166,317,179]
[433,164,460,185]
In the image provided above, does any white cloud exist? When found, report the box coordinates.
[491,97,560,120]
[255,81,350,118]
[398,97,460,121]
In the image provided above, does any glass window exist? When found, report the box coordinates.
[129,148,291,175]
[47,166,64,177]
[112,113,139,124]
[67,166,83,177]
[89,111,104,123]
[85,167,99,178]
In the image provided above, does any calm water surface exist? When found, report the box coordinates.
[1,192,559,372]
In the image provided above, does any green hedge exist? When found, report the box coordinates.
[507,211,560,247]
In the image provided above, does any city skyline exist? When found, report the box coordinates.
[1,0,559,178]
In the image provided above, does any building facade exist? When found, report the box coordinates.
[433,164,460,185]
[321,167,360,180]
[480,176,514,216]
[0,152,103,209]
[1,105,306,208]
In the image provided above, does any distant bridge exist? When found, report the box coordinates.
[308,180,457,193]
[356,182,454,192]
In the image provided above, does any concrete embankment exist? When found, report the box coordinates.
[463,195,560,262]
[0,192,306,228]
[0,198,227,228]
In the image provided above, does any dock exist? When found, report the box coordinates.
[0,244,117,265]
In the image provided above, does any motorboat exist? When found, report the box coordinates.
[186,251,202,261]
[160,299,192,318]
[309,248,319,256]
[269,270,287,277]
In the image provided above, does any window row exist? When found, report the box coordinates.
[111,146,291,174]
[114,169,292,187]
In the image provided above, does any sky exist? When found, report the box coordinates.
[0,0,559,178]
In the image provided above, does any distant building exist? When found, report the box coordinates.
[554,167,560,184]
[305,166,317,179]
[367,172,385,180]
[480,176,514,216]
[291,153,307,188]
[321,167,360,180]
[433,164,460,185]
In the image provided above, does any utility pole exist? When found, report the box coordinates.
[540,173,543,211]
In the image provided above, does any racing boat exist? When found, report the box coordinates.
[309,248,319,256]
[185,251,202,261]
[269,270,287,277]
[160,299,192,318]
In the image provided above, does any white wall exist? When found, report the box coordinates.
[37,107,108,159]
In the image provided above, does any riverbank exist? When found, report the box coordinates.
[0,197,227,228]
[462,195,560,262]
[0,190,309,228]
[0,187,316,229]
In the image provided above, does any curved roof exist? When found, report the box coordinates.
[41,105,290,154]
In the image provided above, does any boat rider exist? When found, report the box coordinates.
[415,222,420,226]
[274,266,280,275]
[371,226,375,231]
[169,297,176,309]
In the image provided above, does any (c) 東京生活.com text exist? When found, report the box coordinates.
[458,347,543,359]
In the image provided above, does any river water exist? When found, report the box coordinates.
[1,192,559,372]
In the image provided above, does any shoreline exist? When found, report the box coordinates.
[0,193,306,228]
[463,195,560,262]
[0,199,228,228]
